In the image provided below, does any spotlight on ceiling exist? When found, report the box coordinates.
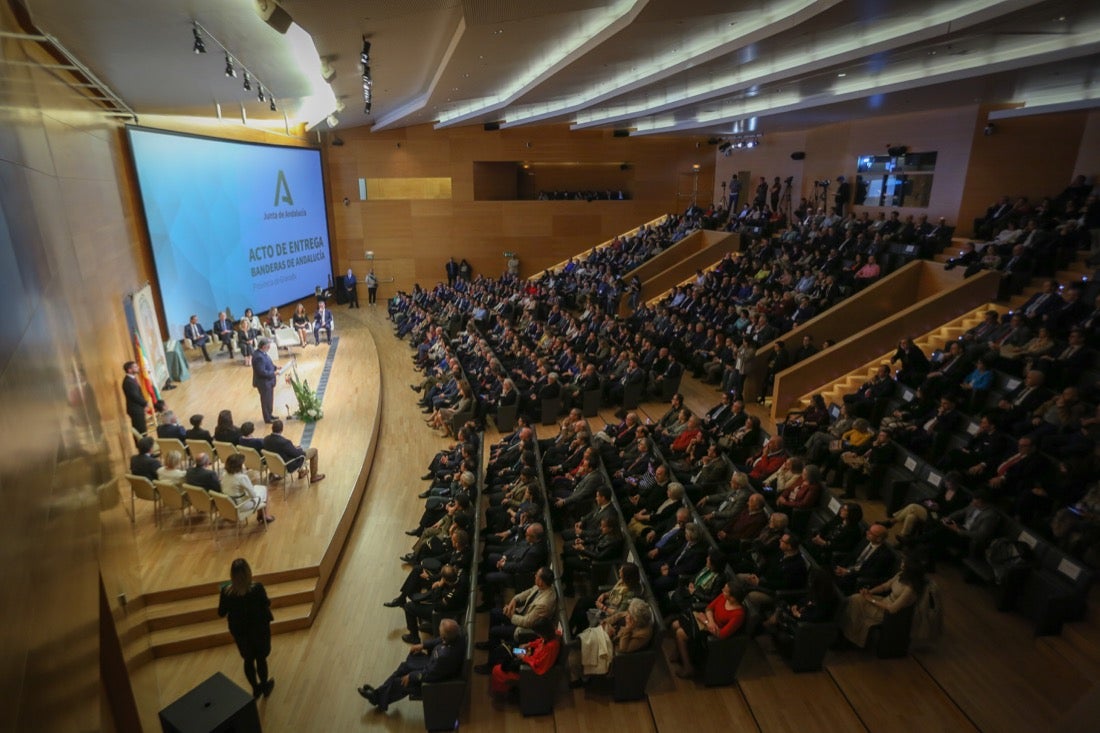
[224,52,236,78]
[320,58,336,83]
[360,38,371,69]
[242,72,251,91]
[192,24,206,54]
[326,114,339,128]
[257,85,265,103]
[270,97,277,112]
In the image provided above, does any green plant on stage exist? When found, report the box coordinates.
[287,365,323,422]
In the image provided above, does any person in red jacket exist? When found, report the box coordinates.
[745,436,788,486]
[487,618,561,697]
[776,464,823,511]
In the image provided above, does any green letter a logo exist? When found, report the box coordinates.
[274,170,294,206]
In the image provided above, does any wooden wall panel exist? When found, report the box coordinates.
[716,107,980,224]
[324,123,716,289]
[716,105,1089,234]
[1074,110,1100,180]
[958,108,1088,237]
[0,9,173,727]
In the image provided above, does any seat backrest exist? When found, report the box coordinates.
[187,439,215,464]
[182,484,211,513]
[213,441,238,462]
[237,445,265,472]
[210,491,240,521]
[155,480,186,510]
[263,450,289,474]
[125,474,157,501]
[157,438,186,460]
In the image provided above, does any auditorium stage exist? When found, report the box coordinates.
[103,306,382,660]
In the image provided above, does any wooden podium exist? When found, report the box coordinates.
[158,672,261,733]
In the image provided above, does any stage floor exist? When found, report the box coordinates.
[108,310,381,597]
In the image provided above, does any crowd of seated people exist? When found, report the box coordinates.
[537,190,629,201]
[183,303,333,364]
[964,177,1096,294]
[360,423,484,713]
[128,407,329,528]
[791,270,1099,565]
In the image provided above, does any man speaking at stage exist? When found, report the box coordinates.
[252,338,280,424]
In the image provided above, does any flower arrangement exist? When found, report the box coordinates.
[287,365,324,422]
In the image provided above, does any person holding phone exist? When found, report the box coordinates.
[481,618,560,698]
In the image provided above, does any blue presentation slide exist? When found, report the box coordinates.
[127,126,332,334]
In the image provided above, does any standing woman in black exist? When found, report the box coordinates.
[218,558,275,699]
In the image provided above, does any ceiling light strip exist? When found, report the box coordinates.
[571,0,1041,130]
[502,0,842,128]
[630,28,1100,135]
[434,0,647,129]
[372,16,466,131]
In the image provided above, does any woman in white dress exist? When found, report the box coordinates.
[840,557,926,647]
[221,453,273,523]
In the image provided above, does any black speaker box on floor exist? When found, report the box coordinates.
[159,673,261,733]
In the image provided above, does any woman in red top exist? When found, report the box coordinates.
[669,581,745,678]
[489,619,561,697]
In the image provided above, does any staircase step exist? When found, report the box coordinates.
[146,577,317,631]
[150,601,313,657]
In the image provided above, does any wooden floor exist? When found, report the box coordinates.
[138,307,1100,733]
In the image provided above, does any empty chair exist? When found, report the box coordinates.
[540,396,563,426]
[496,401,519,433]
[622,381,644,410]
[581,388,602,418]
[154,479,191,525]
[124,474,160,525]
[210,490,267,541]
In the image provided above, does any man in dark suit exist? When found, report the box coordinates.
[263,419,324,482]
[183,453,220,493]
[237,421,265,452]
[181,415,212,446]
[156,411,187,441]
[252,339,279,424]
[129,436,161,481]
[560,517,625,595]
[313,301,334,345]
[649,523,707,595]
[183,315,213,362]
[212,311,235,357]
[991,369,1049,429]
[400,564,468,644]
[357,618,464,713]
[122,361,148,435]
[833,523,895,593]
[478,524,548,610]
